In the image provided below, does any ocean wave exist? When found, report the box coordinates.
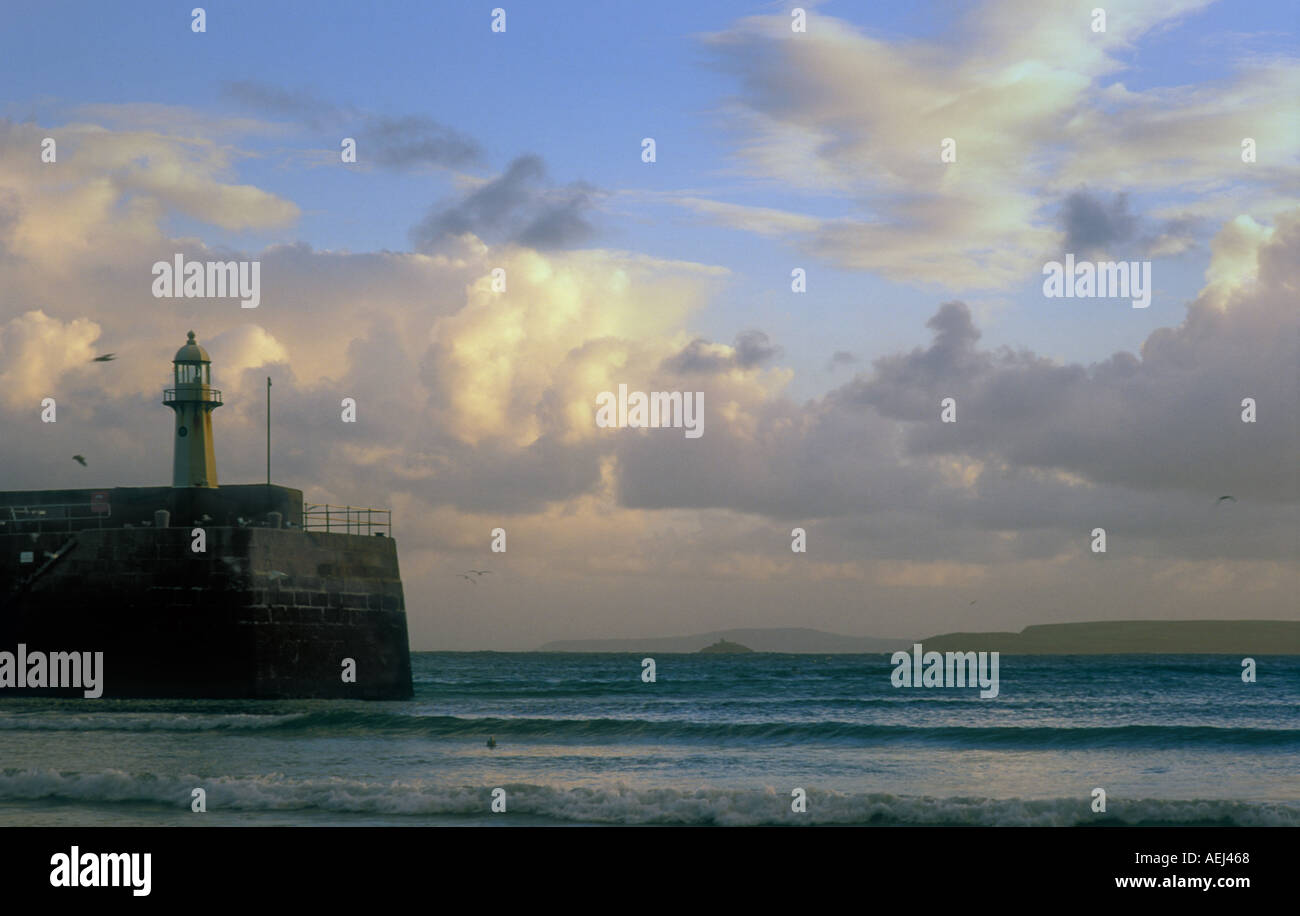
[0,712,310,732]
[0,769,1295,826]
[3,710,1295,749]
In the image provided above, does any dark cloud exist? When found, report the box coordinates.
[734,329,781,367]
[662,339,728,373]
[223,81,334,127]
[834,302,987,420]
[360,114,482,170]
[612,215,1299,568]
[224,84,595,247]
[1058,191,1207,258]
[662,329,782,374]
[1060,190,1137,255]
[222,81,482,170]
[847,232,1299,503]
[410,155,600,251]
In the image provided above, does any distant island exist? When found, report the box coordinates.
[921,620,1300,654]
[535,621,1300,654]
[538,627,911,654]
[698,639,753,654]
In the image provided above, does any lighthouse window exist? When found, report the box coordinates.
[178,426,188,437]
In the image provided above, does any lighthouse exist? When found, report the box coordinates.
[0,332,412,699]
[163,330,223,488]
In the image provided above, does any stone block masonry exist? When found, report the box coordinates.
[0,526,412,699]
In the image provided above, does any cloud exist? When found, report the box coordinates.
[0,187,17,260]
[222,82,335,127]
[0,118,299,256]
[1200,213,1274,309]
[734,329,783,367]
[410,155,602,252]
[1057,190,1206,259]
[662,329,783,374]
[0,310,102,406]
[847,211,1300,504]
[685,2,1299,288]
[608,208,1298,591]
[362,114,482,171]
[2,103,1295,646]
[207,325,290,377]
[222,81,482,170]
[1059,190,1137,256]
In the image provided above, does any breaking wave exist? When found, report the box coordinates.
[1,710,1297,749]
[0,768,1294,826]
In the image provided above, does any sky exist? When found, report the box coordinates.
[0,0,1296,649]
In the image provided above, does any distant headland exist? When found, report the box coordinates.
[921,620,1300,654]
[536,621,1300,654]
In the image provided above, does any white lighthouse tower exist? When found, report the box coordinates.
[163,330,223,488]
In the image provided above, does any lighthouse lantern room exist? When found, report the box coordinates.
[162,330,223,488]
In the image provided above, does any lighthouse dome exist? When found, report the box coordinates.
[174,330,211,363]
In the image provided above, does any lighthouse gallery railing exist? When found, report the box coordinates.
[162,388,223,405]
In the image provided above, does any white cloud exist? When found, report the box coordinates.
[686,1,1298,288]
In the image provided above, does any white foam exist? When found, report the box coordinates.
[0,770,1294,826]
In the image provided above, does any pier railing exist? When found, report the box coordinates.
[1,502,111,533]
[303,504,392,537]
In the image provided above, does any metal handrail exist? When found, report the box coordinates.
[1,503,111,532]
[303,504,392,537]
[163,387,223,404]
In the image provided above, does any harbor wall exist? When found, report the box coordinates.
[0,526,412,699]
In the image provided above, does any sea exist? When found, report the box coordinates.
[1,652,1297,826]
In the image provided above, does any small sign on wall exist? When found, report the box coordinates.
[19,552,34,564]
[90,491,110,514]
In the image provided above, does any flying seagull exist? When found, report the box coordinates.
[457,574,477,584]
[91,353,116,362]
[467,570,492,577]
[72,455,87,466]
[1217,495,1236,504]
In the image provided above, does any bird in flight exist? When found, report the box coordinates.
[91,353,116,362]
[457,573,477,584]
[1217,495,1236,504]
[467,570,492,576]
[72,455,87,466]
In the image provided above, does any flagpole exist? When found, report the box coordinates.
[266,376,271,485]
